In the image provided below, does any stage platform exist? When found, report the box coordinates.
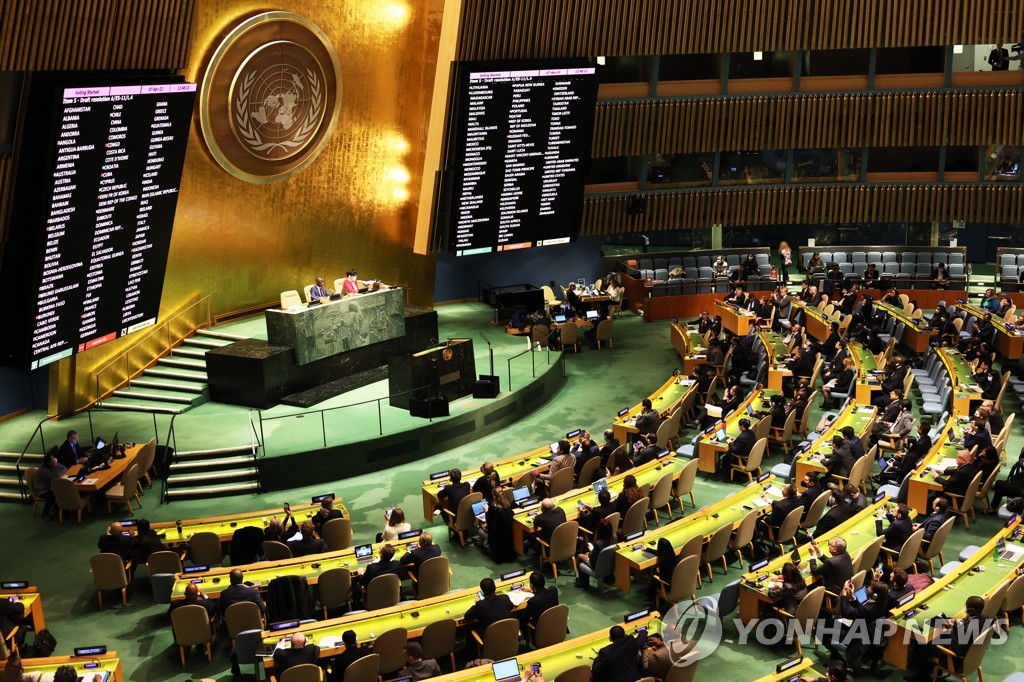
[0,303,571,491]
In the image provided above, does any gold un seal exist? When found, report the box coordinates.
[200,11,342,183]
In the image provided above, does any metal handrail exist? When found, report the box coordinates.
[247,410,263,493]
[14,414,59,504]
[91,295,212,408]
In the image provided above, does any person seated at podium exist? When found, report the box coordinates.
[57,430,91,468]
[341,268,371,295]
[724,285,747,306]
[309,276,333,301]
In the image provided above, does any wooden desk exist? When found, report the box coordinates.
[873,302,935,353]
[715,300,755,336]
[614,477,782,592]
[0,652,124,682]
[0,586,45,630]
[791,402,877,484]
[753,657,821,682]
[697,389,782,474]
[937,348,983,416]
[261,574,531,671]
[612,374,696,443]
[960,302,1024,360]
[905,416,963,514]
[884,519,1023,668]
[510,456,687,555]
[851,342,882,404]
[65,442,143,492]
[790,300,831,342]
[170,534,423,600]
[759,330,793,391]
[139,502,331,546]
[670,321,710,375]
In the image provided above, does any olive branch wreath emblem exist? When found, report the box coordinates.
[235,67,323,154]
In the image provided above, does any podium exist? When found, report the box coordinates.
[388,339,476,411]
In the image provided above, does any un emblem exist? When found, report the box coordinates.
[200,12,341,183]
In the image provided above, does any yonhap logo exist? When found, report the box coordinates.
[662,599,724,665]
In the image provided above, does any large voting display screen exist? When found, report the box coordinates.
[4,79,196,369]
[446,61,598,256]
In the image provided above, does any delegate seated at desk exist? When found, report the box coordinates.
[309,276,333,301]
[341,268,372,295]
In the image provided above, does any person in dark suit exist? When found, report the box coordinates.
[579,489,616,533]
[798,472,826,518]
[961,416,993,453]
[360,544,403,592]
[877,424,932,485]
[873,359,908,408]
[916,497,952,544]
[168,582,216,619]
[634,399,662,437]
[833,581,890,672]
[905,596,991,682]
[821,435,854,485]
[765,562,808,617]
[533,498,568,546]
[219,568,265,617]
[811,492,859,537]
[882,568,914,604]
[572,431,601,481]
[598,429,621,467]
[841,425,865,461]
[435,468,471,517]
[463,577,514,645]
[0,593,28,649]
[98,522,137,565]
[973,358,1001,401]
[519,571,558,637]
[591,625,643,682]
[309,277,332,301]
[273,632,321,677]
[879,504,914,551]
[311,496,344,534]
[57,430,90,469]
[718,418,756,478]
[808,536,854,596]
[768,394,788,429]
[786,348,814,381]
[933,450,978,499]
[632,436,663,467]
[327,630,371,682]
[287,520,327,558]
[759,484,802,537]
[400,532,442,579]
[482,489,517,564]
[133,519,165,562]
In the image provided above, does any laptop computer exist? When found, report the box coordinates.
[554,314,567,323]
[996,539,1024,563]
[94,437,107,451]
[586,309,599,320]
[853,585,870,603]
[593,479,609,496]
[472,500,489,521]
[512,487,537,508]
[715,427,728,443]
[354,544,374,563]
[492,658,521,682]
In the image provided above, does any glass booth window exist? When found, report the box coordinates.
[984,145,1021,182]
[647,153,714,188]
[718,150,786,185]
[792,148,861,182]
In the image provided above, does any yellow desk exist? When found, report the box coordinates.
[511,456,687,555]
[790,300,831,342]
[612,374,696,443]
[874,302,935,353]
[906,416,965,514]
[0,586,44,630]
[937,348,983,417]
[851,342,882,404]
[715,300,755,336]
[0,652,124,682]
[171,535,422,600]
[791,402,877,484]
[670,322,710,375]
[697,389,782,474]
[65,442,143,492]
[614,476,782,592]
[262,574,532,670]
[884,518,1023,668]
[761,330,793,391]
[753,656,821,682]
[140,502,330,546]
[961,303,1024,360]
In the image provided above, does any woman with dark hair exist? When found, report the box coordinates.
[614,475,645,517]
[482,487,517,563]
[606,445,633,477]
[134,518,165,561]
[765,562,807,617]
[575,517,615,588]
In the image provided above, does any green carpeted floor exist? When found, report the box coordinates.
[4,303,1023,681]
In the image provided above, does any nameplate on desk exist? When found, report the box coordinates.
[1,581,28,589]
[565,429,582,439]
[776,656,803,674]
[624,608,650,623]
[874,491,887,503]
[398,529,421,540]
[269,620,300,632]
[617,408,630,417]
[429,471,449,481]
[1006,515,1018,528]
[898,592,916,607]
[750,559,769,572]
[184,565,209,574]
[656,449,672,460]
[311,493,336,503]
[500,569,527,581]
[624,530,645,542]
[74,646,107,657]
[757,472,771,483]
[118,520,137,527]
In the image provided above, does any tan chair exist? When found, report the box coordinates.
[320,517,352,551]
[531,324,551,350]
[794,390,819,438]
[730,437,767,483]
[559,323,580,353]
[753,415,772,443]
[880,527,925,573]
[171,603,214,666]
[777,586,826,656]
[678,534,705,588]
[25,467,45,516]
[302,284,316,304]
[411,556,450,598]
[577,455,602,487]
[800,491,831,534]
[947,471,984,528]
[553,666,592,682]
[51,477,91,525]
[442,491,483,547]
[105,461,143,515]
[189,531,222,566]
[262,540,292,560]
[617,498,649,540]
[728,509,760,565]
[473,618,520,661]
[930,625,995,682]
[148,550,183,575]
[343,653,379,682]
[994,371,1012,416]
[530,603,570,648]
[832,454,872,496]
[918,516,955,574]
[91,552,129,610]
[655,408,683,450]
[317,567,352,618]
[365,573,402,611]
[280,290,302,308]
[672,459,700,514]
[541,285,561,310]
[538,520,579,581]
[224,601,263,643]
[420,618,457,671]
[853,536,885,575]
[281,664,323,682]
[769,410,797,456]
[998,574,1024,630]
[648,472,675,526]
[333,278,348,295]
[135,437,157,487]
[654,555,699,610]
[603,511,621,535]
[372,627,408,677]
[595,319,614,349]
[763,506,803,557]
[701,522,733,582]
[548,467,576,497]
[978,466,1001,512]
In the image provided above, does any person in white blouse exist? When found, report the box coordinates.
[380,507,412,542]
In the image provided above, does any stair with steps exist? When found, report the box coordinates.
[164,446,261,500]
[0,451,43,502]
[96,328,245,415]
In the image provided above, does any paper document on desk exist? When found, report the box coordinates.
[751,497,770,508]
[764,485,783,498]
[78,478,99,486]
[706,404,723,418]
[936,458,958,471]
[507,590,530,607]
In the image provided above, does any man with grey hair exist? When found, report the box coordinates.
[808,535,853,597]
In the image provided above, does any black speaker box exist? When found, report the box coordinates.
[409,397,450,418]
[473,375,500,398]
